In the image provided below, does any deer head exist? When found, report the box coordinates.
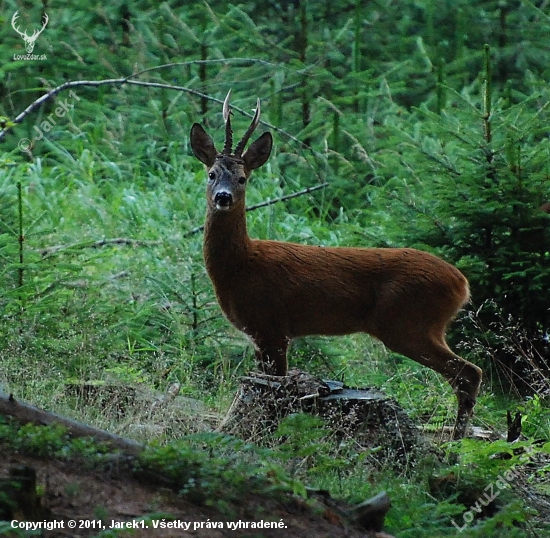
[190,91,273,212]
[12,11,49,54]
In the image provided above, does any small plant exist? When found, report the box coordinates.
[63,482,81,499]
[136,432,301,507]
[272,414,335,478]
[519,394,550,440]
[93,504,109,522]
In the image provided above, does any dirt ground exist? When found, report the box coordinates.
[0,451,386,538]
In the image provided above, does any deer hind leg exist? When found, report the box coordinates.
[380,329,482,440]
[254,337,289,376]
[439,350,482,440]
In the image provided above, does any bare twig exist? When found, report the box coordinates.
[184,182,328,237]
[40,237,162,257]
[0,77,214,141]
[36,183,328,256]
[245,182,328,212]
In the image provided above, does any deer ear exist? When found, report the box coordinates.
[190,123,218,167]
[243,132,272,171]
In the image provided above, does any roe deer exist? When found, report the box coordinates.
[190,92,482,439]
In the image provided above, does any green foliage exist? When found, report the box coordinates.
[272,413,361,483]
[0,521,32,537]
[137,432,301,506]
[364,48,550,391]
[0,420,302,512]
[451,438,530,472]
[372,85,550,334]
[0,420,111,462]
[519,394,550,439]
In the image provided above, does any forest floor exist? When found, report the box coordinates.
[0,450,385,538]
[1,385,549,537]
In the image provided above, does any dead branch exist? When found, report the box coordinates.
[0,391,143,457]
[245,182,328,211]
[39,237,162,257]
[0,69,315,153]
[0,64,331,189]
[184,182,328,237]
[0,390,395,535]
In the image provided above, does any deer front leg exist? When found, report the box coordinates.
[254,337,289,376]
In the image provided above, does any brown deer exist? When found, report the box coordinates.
[190,93,482,439]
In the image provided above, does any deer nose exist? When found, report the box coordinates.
[214,191,233,209]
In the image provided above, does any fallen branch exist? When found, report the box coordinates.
[0,391,143,457]
[0,390,395,535]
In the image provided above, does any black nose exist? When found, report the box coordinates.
[214,191,233,208]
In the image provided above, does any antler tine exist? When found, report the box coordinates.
[11,11,25,36]
[234,98,261,158]
[222,89,231,122]
[222,89,233,156]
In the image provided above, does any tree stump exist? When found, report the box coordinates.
[218,369,422,465]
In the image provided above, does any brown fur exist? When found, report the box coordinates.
[190,118,482,439]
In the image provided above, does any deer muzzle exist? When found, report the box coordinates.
[214,191,233,210]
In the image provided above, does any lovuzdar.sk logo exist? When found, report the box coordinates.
[11,10,49,60]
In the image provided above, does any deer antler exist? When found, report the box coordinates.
[234,98,261,158]
[11,11,26,37]
[11,11,49,53]
[28,13,49,39]
[36,13,49,37]
[222,89,233,156]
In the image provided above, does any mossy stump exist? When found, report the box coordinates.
[218,369,422,464]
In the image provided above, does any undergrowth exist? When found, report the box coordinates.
[1,415,548,536]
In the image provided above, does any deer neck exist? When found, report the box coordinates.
[203,204,251,280]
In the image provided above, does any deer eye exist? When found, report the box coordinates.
[208,171,215,180]
[238,176,246,185]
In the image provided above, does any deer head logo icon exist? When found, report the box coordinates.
[12,11,49,54]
